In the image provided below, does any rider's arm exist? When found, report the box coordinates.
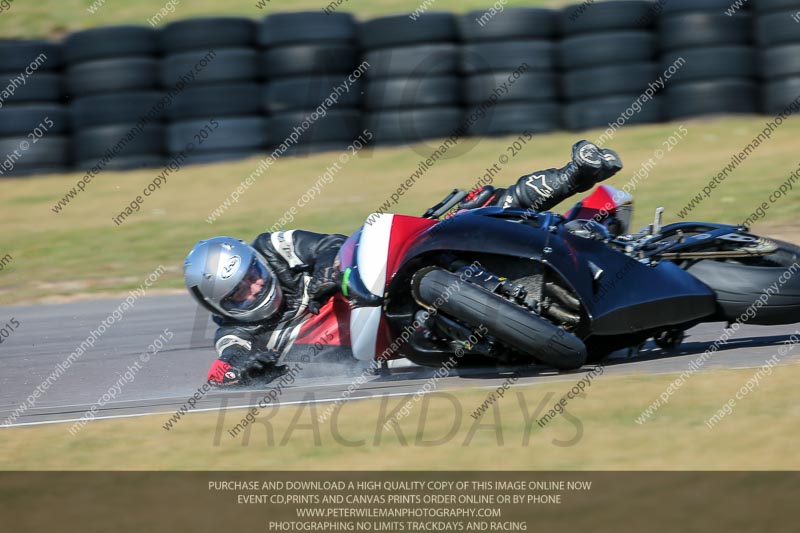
[290,230,347,279]
[254,230,344,272]
[253,230,346,314]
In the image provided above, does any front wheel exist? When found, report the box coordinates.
[415,268,587,370]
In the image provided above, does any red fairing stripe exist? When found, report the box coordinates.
[384,215,437,286]
[294,295,352,347]
[581,185,617,211]
[371,215,436,359]
[564,185,617,221]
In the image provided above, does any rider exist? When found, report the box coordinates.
[184,140,622,387]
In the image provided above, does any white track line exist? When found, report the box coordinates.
[2,360,793,429]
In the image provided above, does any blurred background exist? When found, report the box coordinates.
[0,0,798,306]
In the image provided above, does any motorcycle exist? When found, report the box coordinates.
[335,184,800,370]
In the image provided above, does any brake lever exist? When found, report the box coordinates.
[422,189,468,219]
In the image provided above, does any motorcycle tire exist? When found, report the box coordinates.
[64,26,157,64]
[660,46,756,83]
[558,31,655,70]
[761,44,800,79]
[74,123,163,160]
[753,0,800,12]
[658,13,751,51]
[258,12,357,47]
[267,110,360,145]
[665,79,759,119]
[70,91,165,128]
[465,71,557,103]
[364,44,460,79]
[262,44,359,78]
[359,13,457,49]
[462,40,555,74]
[0,72,62,103]
[162,48,259,86]
[686,239,800,325]
[0,135,70,172]
[562,63,658,100]
[0,40,62,71]
[364,76,460,110]
[160,17,256,53]
[167,117,266,153]
[458,8,557,42]
[563,94,663,131]
[0,104,69,136]
[661,0,745,13]
[416,268,587,370]
[466,101,561,136]
[763,76,800,114]
[559,1,655,35]
[165,83,261,120]
[67,57,160,96]
[756,10,800,46]
[75,154,164,171]
[262,76,363,113]
[365,107,462,145]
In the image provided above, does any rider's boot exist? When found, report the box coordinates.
[496,140,623,212]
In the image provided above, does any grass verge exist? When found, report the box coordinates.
[1,117,799,305]
[1,0,571,39]
[3,362,799,470]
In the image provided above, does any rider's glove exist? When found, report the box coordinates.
[307,266,343,315]
[207,350,282,387]
[569,140,623,192]
[458,186,498,211]
[207,360,243,387]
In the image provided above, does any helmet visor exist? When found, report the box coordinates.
[220,257,274,314]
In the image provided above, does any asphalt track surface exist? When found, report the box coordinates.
[1,294,798,428]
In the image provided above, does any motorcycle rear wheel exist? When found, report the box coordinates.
[686,239,800,325]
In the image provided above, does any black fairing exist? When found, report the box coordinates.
[395,208,717,337]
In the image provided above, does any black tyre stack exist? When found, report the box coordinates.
[65,26,164,170]
[0,39,68,176]
[361,13,463,146]
[260,12,362,155]
[659,0,758,120]
[458,8,561,136]
[161,17,265,165]
[559,0,663,131]
[754,0,800,115]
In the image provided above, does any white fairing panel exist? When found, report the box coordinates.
[349,213,394,360]
[357,214,394,296]
[350,307,383,361]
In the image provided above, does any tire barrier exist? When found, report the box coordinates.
[162,18,259,165]
[560,1,662,131]
[65,26,162,171]
[363,13,459,146]
[1,2,799,177]
[754,0,800,114]
[461,8,560,136]
[659,1,758,120]
[261,12,362,154]
[0,39,67,175]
